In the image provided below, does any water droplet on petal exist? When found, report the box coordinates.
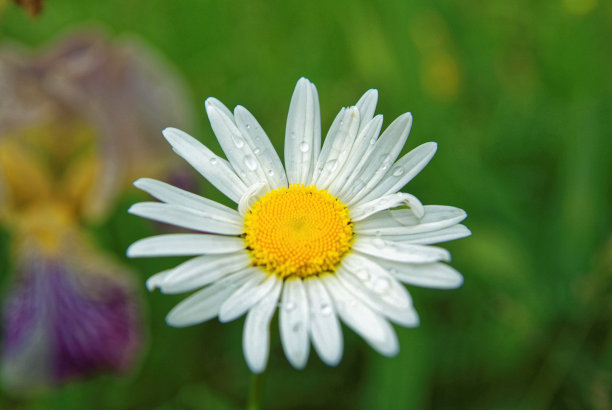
[373,238,386,249]
[299,142,310,152]
[253,148,261,155]
[355,268,369,281]
[267,169,275,176]
[284,302,296,312]
[320,303,332,316]
[373,277,390,293]
[233,135,245,148]
[292,322,303,333]
[246,124,251,129]
[325,159,338,172]
[209,157,218,165]
[392,166,404,177]
[244,155,258,171]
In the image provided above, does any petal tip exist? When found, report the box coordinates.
[297,76,311,85]
[126,203,138,214]
[204,96,220,107]
[132,178,147,188]
[162,127,184,143]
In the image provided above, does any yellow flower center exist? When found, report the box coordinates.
[243,184,353,278]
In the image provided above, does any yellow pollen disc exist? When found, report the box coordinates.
[243,184,353,278]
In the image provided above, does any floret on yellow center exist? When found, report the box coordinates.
[243,184,353,278]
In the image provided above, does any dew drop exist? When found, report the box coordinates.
[373,277,390,293]
[373,238,386,249]
[253,148,261,155]
[369,136,377,145]
[299,142,310,152]
[267,169,275,176]
[292,322,303,333]
[291,131,297,139]
[392,166,404,177]
[284,302,296,312]
[379,154,391,168]
[209,157,218,165]
[320,304,332,316]
[386,242,399,252]
[233,135,245,148]
[246,124,251,129]
[325,159,338,172]
[355,268,369,281]
[244,155,258,171]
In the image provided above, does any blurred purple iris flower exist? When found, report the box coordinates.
[2,242,141,389]
[0,31,193,391]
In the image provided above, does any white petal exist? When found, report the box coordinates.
[337,267,419,327]
[322,275,399,356]
[158,252,252,294]
[134,178,240,218]
[128,202,242,235]
[355,89,378,127]
[205,98,269,187]
[127,234,245,257]
[162,127,247,203]
[328,115,383,197]
[358,142,437,203]
[284,77,321,184]
[234,105,288,189]
[243,278,282,373]
[343,113,413,205]
[312,107,360,189]
[343,253,411,309]
[380,224,472,245]
[218,270,278,323]
[353,236,451,263]
[372,259,464,289]
[354,205,467,236]
[339,254,419,327]
[350,193,424,222]
[303,277,343,366]
[238,182,267,216]
[279,277,310,369]
[146,270,171,291]
[165,269,252,327]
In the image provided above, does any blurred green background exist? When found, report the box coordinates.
[1,0,611,409]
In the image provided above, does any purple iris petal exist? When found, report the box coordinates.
[2,255,142,389]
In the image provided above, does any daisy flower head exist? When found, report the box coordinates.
[128,78,470,373]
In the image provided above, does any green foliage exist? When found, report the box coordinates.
[1,0,610,409]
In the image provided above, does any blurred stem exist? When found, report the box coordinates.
[247,370,267,410]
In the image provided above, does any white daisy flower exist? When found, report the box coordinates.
[127,78,470,373]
